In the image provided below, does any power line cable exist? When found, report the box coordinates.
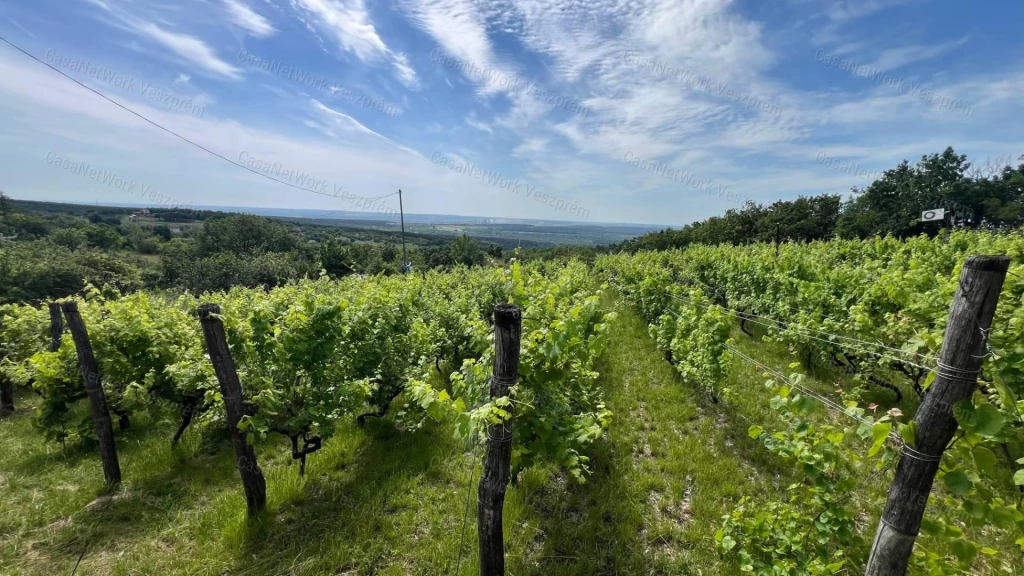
[0,34,395,215]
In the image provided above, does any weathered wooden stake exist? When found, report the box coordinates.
[477,304,521,576]
[865,255,1009,576]
[61,301,122,486]
[0,322,12,416]
[0,371,12,417]
[48,302,64,352]
[197,304,267,516]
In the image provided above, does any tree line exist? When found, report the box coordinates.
[620,148,1024,252]
[0,201,502,304]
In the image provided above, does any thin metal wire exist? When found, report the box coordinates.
[895,442,943,463]
[486,423,514,443]
[724,343,946,473]
[612,275,939,360]
[0,34,398,214]
[722,343,874,428]
[932,361,983,385]
[663,291,935,372]
[668,291,937,369]
[609,276,938,366]
[453,441,482,575]
[622,275,1022,497]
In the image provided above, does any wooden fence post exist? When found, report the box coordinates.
[865,255,1009,575]
[0,315,13,415]
[0,344,12,415]
[48,302,63,352]
[0,372,12,416]
[478,304,521,576]
[61,301,122,486]
[197,304,267,516]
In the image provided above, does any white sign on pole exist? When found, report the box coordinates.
[921,208,946,222]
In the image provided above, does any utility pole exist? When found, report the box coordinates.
[398,189,407,272]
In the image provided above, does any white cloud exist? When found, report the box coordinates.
[131,21,242,79]
[402,0,514,95]
[222,0,277,37]
[391,53,418,88]
[513,138,547,157]
[465,116,493,133]
[292,0,418,87]
[4,0,1022,225]
[862,37,969,73]
[5,16,37,38]
[81,0,111,12]
[825,0,914,23]
[310,99,421,156]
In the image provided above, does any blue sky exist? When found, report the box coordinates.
[0,0,1021,226]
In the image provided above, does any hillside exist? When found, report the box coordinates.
[1,231,1022,575]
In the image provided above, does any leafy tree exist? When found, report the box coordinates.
[152,225,173,241]
[9,214,50,239]
[623,148,1022,250]
[347,243,385,275]
[423,245,454,269]
[195,214,297,257]
[49,228,88,251]
[0,193,11,224]
[85,225,123,249]
[450,234,484,267]
[0,241,142,303]
[318,238,354,278]
[837,148,1023,238]
[381,243,399,263]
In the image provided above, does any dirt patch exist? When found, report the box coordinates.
[647,478,694,531]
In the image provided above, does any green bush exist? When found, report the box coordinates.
[0,241,143,303]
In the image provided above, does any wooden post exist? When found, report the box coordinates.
[48,302,63,352]
[0,313,13,416]
[865,255,1009,575]
[0,370,12,416]
[477,304,521,576]
[197,304,267,516]
[61,301,121,486]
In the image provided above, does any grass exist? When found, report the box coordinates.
[1,293,1021,574]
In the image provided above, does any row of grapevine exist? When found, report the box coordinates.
[597,230,1024,575]
[0,260,613,486]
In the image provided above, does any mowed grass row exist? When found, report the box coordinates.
[2,294,1019,574]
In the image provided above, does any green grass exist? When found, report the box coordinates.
[1,294,1021,574]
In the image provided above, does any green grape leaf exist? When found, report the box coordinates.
[971,446,997,476]
[943,470,973,494]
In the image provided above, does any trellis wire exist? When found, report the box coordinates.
[721,342,875,428]
[453,375,516,574]
[609,277,938,366]
[667,291,937,370]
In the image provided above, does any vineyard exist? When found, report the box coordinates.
[1,231,1023,575]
